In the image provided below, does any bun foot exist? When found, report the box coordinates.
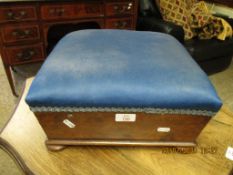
[46,145,67,151]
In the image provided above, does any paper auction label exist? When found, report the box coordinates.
[225,147,233,161]
[63,119,76,128]
[115,114,136,122]
[157,127,171,132]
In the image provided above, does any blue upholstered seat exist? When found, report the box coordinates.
[26,30,222,116]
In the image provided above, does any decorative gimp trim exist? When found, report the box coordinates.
[30,106,216,116]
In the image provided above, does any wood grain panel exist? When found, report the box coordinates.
[36,111,210,143]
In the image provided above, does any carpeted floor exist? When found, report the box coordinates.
[209,63,233,112]
[0,58,232,174]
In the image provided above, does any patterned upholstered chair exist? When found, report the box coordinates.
[137,0,233,75]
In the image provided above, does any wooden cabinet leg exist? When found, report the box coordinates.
[3,64,18,97]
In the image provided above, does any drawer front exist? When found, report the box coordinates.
[40,3,104,20]
[1,24,40,44]
[40,4,74,20]
[105,18,133,29]
[106,2,134,16]
[5,43,45,64]
[0,6,37,23]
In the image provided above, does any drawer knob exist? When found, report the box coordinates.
[16,49,36,61]
[20,11,26,16]
[113,5,120,10]
[7,12,13,17]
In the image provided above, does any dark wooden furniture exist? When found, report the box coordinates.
[24,28,222,151]
[35,111,210,151]
[0,0,138,96]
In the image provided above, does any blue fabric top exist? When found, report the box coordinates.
[26,30,222,115]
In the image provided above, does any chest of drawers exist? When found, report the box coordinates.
[0,0,138,96]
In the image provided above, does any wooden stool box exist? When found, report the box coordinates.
[26,30,222,150]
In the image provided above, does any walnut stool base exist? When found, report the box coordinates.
[45,139,197,151]
[34,112,211,151]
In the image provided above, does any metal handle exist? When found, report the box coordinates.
[12,29,31,38]
[114,21,127,28]
[113,5,124,13]
[49,9,55,14]
[113,4,131,14]
[49,8,65,16]
[7,10,27,20]
[57,9,65,16]
[127,3,133,10]
[113,5,120,11]
[16,49,36,61]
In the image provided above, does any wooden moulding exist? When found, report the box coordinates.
[0,138,34,175]
[45,140,197,151]
[35,111,211,151]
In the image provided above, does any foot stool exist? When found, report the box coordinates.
[26,30,222,151]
